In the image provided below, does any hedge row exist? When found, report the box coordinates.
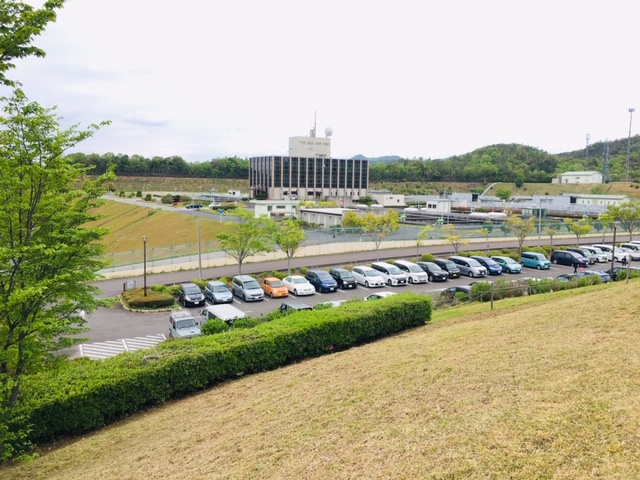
[18,293,432,443]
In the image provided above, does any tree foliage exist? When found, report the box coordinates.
[0,89,110,458]
[506,214,535,255]
[603,201,640,241]
[0,0,65,86]
[440,224,469,254]
[217,210,276,274]
[564,218,592,246]
[275,219,305,274]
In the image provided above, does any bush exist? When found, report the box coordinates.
[136,191,142,197]
[18,293,432,444]
[144,193,152,201]
[121,288,174,309]
[119,190,125,197]
[161,194,173,204]
[168,285,180,296]
[300,266,309,275]
[270,271,287,280]
[233,317,260,329]
[420,253,434,262]
[201,319,229,335]
[470,282,492,302]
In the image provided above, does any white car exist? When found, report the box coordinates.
[619,247,640,261]
[351,266,385,288]
[283,275,316,296]
[582,246,609,263]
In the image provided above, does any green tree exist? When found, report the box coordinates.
[358,195,374,207]
[604,201,640,241]
[416,225,433,260]
[361,211,400,260]
[543,226,558,252]
[440,223,469,254]
[217,209,276,274]
[506,214,535,255]
[476,226,492,255]
[564,218,591,246]
[0,0,66,86]
[341,210,365,229]
[275,219,305,275]
[0,89,110,458]
[495,188,512,202]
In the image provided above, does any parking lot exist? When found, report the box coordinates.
[69,260,620,359]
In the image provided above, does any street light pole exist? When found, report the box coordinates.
[626,107,635,181]
[197,216,202,281]
[537,205,542,248]
[142,235,147,296]
[609,224,617,280]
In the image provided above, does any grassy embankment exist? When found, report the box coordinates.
[3,282,639,479]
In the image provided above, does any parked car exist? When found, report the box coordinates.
[305,269,338,292]
[469,256,503,276]
[232,275,264,302]
[392,260,428,284]
[555,273,577,282]
[177,282,205,307]
[203,280,233,304]
[566,247,597,265]
[432,258,461,279]
[581,246,609,263]
[351,266,385,288]
[591,244,631,263]
[370,262,408,286]
[329,267,358,289]
[576,270,611,283]
[279,300,313,313]
[520,251,552,270]
[550,250,589,268]
[417,261,449,282]
[283,275,316,296]
[200,304,246,326]
[448,255,488,278]
[440,285,472,300]
[364,291,397,301]
[169,310,201,339]
[261,277,289,298]
[490,256,523,274]
[619,246,640,261]
[185,202,202,209]
[208,202,222,209]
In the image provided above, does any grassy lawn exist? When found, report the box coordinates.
[3,282,639,479]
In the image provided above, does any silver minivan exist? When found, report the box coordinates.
[448,256,488,278]
[232,275,264,302]
[392,260,428,284]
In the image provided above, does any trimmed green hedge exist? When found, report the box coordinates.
[18,293,431,443]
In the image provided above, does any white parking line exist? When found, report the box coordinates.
[79,334,166,360]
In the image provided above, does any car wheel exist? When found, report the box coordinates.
[243,293,247,301]
[294,289,298,296]
[552,259,558,264]
[365,281,370,288]
[536,265,542,270]
[428,274,434,282]
[387,279,392,286]
[408,277,414,284]
[468,271,474,278]
[270,292,274,298]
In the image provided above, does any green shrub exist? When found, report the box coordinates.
[18,293,432,444]
[201,319,229,335]
[470,282,492,302]
[144,193,152,201]
[161,194,174,204]
[300,266,309,275]
[151,284,168,293]
[121,288,174,309]
[191,279,207,290]
[168,285,180,296]
[119,190,125,197]
[420,253,434,262]
[136,190,142,197]
[233,317,260,329]
[270,271,287,280]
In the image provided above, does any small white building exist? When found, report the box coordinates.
[298,207,352,228]
[370,191,406,207]
[572,194,630,207]
[252,200,299,219]
[552,171,603,184]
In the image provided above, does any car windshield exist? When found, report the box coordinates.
[185,286,201,294]
[212,285,229,292]
[425,262,443,271]
[176,319,196,329]
[387,266,403,275]
[270,280,284,287]
[502,258,516,264]
[316,272,333,280]
[366,270,381,277]
[245,281,261,289]
[467,259,482,267]
[408,265,423,273]
[482,258,498,266]
[293,277,308,284]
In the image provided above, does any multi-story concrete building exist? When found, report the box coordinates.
[249,127,369,202]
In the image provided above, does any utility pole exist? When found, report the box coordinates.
[626,108,635,181]
[585,133,590,166]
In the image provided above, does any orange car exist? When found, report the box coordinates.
[261,277,289,298]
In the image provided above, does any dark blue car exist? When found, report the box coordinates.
[470,255,503,275]
[305,269,338,293]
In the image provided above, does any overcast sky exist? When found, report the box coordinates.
[9,0,640,162]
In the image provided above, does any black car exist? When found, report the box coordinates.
[185,202,202,209]
[305,269,338,293]
[440,285,471,300]
[329,267,357,289]
[177,282,205,307]
[432,258,461,279]
[416,261,449,282]
[550,250,589,267]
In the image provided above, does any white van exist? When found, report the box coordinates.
[370,262,408,286]
[392,260,428,283]
[591,244,631,263]
[200,304,246,326]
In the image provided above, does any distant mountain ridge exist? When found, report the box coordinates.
[350,154,402,163]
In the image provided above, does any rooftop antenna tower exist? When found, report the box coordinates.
[310,111,317,137]
[585,133,590,166]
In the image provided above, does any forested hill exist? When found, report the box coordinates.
[69,136,639,183]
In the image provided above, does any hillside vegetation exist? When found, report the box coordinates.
[3,283,639,479]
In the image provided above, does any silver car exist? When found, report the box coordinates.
[351,266,385,288]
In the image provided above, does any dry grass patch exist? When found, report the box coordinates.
[3,284,640,479]
[86,201,235,255]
